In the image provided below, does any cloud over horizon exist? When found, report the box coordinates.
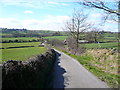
[24,10,33,14]
[0,15,70,31]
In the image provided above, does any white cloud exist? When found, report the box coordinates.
[47,1,59,5]
[38,15,70,30]
[0,0,48,9]
[91,13,101,18]
[1,0,117,2]
[106,20,117,24]
[0,18,23,29]
[87,13,102,25]
[0,16,70,31]
[47,1,70,6]
[61,3,69,6]
[102,25,118,32]
[0,15,117,31]
[0,0,70,9]
[76,0,118,2]
[24,10,33,14]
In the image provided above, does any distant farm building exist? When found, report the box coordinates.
[64,39,89,45]
[39,43,45,47]
[78,40,89,43]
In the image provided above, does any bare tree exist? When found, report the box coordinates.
[79,0,120,22]
[85,27,104,43]
[65,11,91,54]
[47,39,64,49]
[66,36,77,54]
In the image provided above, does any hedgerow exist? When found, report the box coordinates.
[2,49,56,88]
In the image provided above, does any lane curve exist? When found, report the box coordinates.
[51,49,109,88]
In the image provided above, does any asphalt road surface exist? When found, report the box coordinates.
[51,49,109,88]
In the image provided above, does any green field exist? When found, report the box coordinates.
[43,36,68,40]
[0,33,12,36]
[1,41,46,63]
[2,42,40,48]
[103,37,118,42]
[1,36,68,42]
[83,42,118,49]
[2,47,46,63]
[1,37,39,41]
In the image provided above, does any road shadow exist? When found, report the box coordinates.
[50,51,66,89]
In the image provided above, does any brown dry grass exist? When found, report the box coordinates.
[85,49,118,75]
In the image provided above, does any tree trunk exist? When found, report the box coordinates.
[94,32,97,43]
[75,20,80,55]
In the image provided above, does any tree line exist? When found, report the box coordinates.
[1,28,66,38]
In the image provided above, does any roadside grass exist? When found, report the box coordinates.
[83,42,118,49]
[56,48,119,88]
[2,42,40,48]
[86,49,118,75]
[2,47,47,63]
[42,36,68,40]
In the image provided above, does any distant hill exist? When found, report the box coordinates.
[0,28,67,37]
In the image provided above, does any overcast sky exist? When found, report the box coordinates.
[0,0,118,32]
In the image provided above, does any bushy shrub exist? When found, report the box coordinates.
[47,39,64,47]
[2,39,40,43]
[2,49,56,88]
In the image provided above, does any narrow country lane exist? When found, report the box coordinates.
[51,49,109,88]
